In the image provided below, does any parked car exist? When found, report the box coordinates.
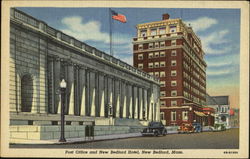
[141,121,167,136]
[192,122,202,132]
[211,123,226,131]
[178,123,194,133]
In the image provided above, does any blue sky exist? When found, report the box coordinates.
[17,7,240,107]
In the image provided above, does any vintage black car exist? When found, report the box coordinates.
[141,122,167,136]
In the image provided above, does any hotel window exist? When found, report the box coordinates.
[160,71,165,77]
[149,53,154,59]
[160,51,165,57]
[159,27,166,34]
[139,44,143,50]
[171,40,176,46]
[150,28,157,36]
[160,101,166,107]
[160,41,165,47]
[138,54,143,60]
[171,100,177,106]
[155,42,159,48]
[171,70,177,76]
[171,90,177,96]
[154,72,159,77]
[149,63,153,68]
[154,62,159,68]
[160,91,166,97]
[155,52,159,58]
[149,43,154,49]
[138,63,143,69]
[170,25,177,33]
[160,81,165,87]
[171,50,177,56]
[149,72,154,76]
[160,61,166,67]
[171,60,177,66]
[182,111,188,121]
[171,80,177,86]
[160,112,165,120]
[140,29,147,37]
[171,111,176,121]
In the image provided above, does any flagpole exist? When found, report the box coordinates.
[109,8,113,56]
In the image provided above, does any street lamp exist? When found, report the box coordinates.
[59,79,67,142]
[189,106,192,123]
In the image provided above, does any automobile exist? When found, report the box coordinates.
[178,123,195,133]
[141,121,167,136]
[192,122,202,132]
[211,123,226,132]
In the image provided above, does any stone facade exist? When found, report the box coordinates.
[9,8,160,140]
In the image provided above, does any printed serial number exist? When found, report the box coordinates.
[223,151,238,154]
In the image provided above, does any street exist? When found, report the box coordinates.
[10,128,239,149]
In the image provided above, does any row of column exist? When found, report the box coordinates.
[48,57,157,121]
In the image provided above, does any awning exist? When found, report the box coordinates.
[194,111,207,117]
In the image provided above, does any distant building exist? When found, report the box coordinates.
[230,108,239,128]
[132,13,207,126]
[206,95,231,128]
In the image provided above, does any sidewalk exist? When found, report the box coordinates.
[10,132,142,145]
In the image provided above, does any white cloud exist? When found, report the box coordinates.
[207,69,233,76]
[207,61,232,67]
[185,17,218,32]
[60,16,131,45]
[200,30,230,54]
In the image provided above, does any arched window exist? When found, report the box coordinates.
[21,74,33,112]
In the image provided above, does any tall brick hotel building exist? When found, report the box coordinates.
[133,14,207,126]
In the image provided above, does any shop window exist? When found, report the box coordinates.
[182,111,188,121]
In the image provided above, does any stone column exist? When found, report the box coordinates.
[90,70,96,117]
[139,87,143,120]
[99,72,105,117]
[54,57,61,114]
[107,76,113,116]
[115,79,120,118]
[122,81,127,118]
[133,85,138,119]
[148,89,153,121]
[79,66,86,116]
[128,84,133,119]
[67,63,74,115]
[85,69,90,116]
[144,88,148,120]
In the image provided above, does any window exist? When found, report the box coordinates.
[160,61,166,67]
[159,27,166,34]
[138,63,143,69]
[170,25,177,33]
[149,63,153,68]
[155,42,159,48]
[171,60,177,66]
[171,90,177,96]
[171,111,176,121]
[160,101,165,107]
[154,62,159,68]
[21,74,33,112]
[149,53,154,59]
[139,44,143,50]
[160,91,166,97]
[160,81,165,87]
[171,100,177,106]
[160,41,165,47]
[155,52,159,58]
[160,112,165,120]
[150,28,157,36]
[160,71,165,77]
[160,51,165,57]
[149,43,154,49]
[171,40,176,46]
[154,72,159,77]
[171,70,177,76]
[182,111,188,121]
[171,50,177,56]
[171,80,177,86]
[149,72,154,76]
[138,54,143,60]
[140,29,147,37]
